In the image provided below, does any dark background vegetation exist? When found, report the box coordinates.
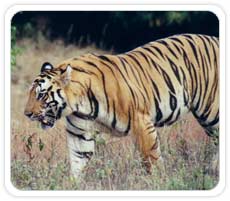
[12,11,219,52]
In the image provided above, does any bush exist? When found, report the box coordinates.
[11,26,21,69]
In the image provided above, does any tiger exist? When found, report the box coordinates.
[24,34,219,178]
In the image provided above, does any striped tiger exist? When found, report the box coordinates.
[24,34,219,177]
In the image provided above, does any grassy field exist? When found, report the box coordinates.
[11,37,219,190]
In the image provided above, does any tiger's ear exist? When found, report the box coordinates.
[60,64,72,86]
[41,62,53,73]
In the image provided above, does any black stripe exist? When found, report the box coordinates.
[148,57,161,73]
[122,57,142,85]
[111,101,117,129]
[147,128,156,135]
[74,151,93,159]
[46,71,57,76]
[190,63,198,103]
[182,49,197,103]
[133,50,152,68]
[82,60,110,114]
[168,109,181,125]
[161,69,176,94]
[186,39,200,67]
[57,89,63,100]
[150,45,165,59]
[72,66,95,75]
[40,74,51,79]
[199,108,211,123]
[47,100,58,107]
[56,107,64,119]
[126,54,151,101]
[199,48,209,98]
[183,34,194,40]
[50,91,58,104]
[60,67,67,74]
[66,129,94,141]
[142,46,160,59]
[211,42,218,70]
[207,111,219,127]
[128,52,150,80]
[121,57,145,109]
[169,37,184,46]
[169,93,177,111]
[166,56,181,84]
[175,109,181,121]
[90,56,118,85]
[47,85,53,92]
[118,56,129,75]
[66,116,85,131]
[194,110,219,128]
[198,35,212,66]
[156,110,175,127]
[145,124,154,131]
[98,55,112,63]
[183,90,189,106]
[150,79,161,101]
[87,93,94,118]
[193,74,203,111]
[154,97,163,123]
[171,41,182,53]
[36,78,45,83]
[98,61,117,78]
[202,99,213,118]
[124,109,131,134]
[157,40,179,59]
[211,36,219,47]
[72,111,91,120]
[87,88,99,120]
[45,113,55,118]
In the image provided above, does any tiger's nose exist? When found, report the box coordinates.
[24,111,33,118]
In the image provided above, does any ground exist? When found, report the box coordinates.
[11,37,219,190]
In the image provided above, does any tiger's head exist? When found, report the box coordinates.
[24,62,72,129]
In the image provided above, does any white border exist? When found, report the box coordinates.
[5,4,226,197]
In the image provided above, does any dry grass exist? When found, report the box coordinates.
[11,37,219,190]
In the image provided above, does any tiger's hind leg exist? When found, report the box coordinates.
[132,114,164,173]
[191,108,219,138]
[191,77,219,138]
[191,107,219,177]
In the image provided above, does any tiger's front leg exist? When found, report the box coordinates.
[65,114,96,178]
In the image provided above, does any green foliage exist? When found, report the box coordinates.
[11,26,21,69]
[22,22,35,38]
[166,12,191,25]
[38,138,45,151]
[95,135,106,146]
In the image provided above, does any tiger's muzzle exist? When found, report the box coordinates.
[24,111,55,130]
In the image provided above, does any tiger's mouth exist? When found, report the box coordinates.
[39,109,57,130]
[40,119,55,130]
